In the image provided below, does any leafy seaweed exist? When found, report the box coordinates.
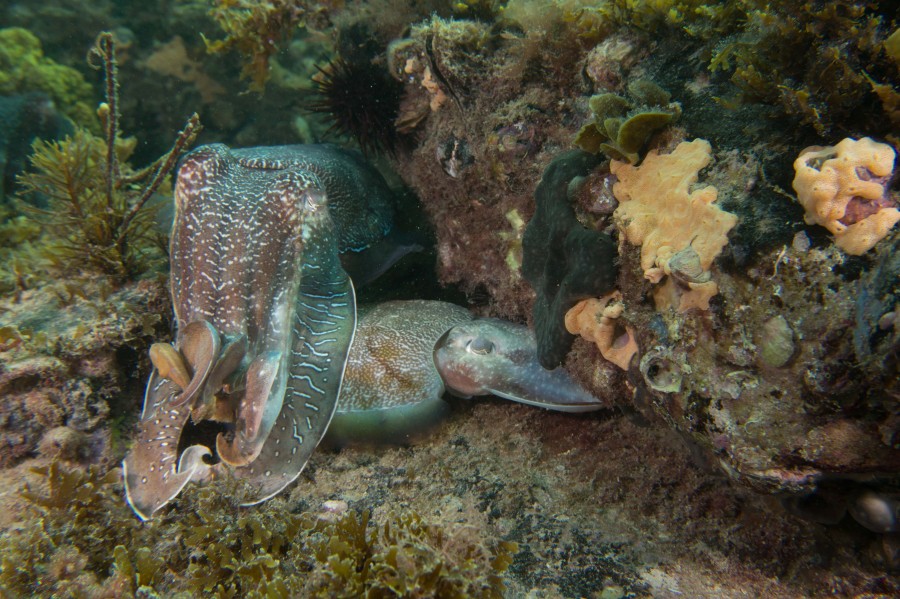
[0,461,518,597]
[205,0,339,92]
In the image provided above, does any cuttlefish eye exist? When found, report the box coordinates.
[466,336,494,355]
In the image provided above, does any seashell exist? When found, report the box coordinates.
[436,136,473,178]
[666,246,711,285]
[758,315,796,368]
[849,491,900,533]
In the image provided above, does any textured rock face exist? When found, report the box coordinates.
[0,278,170,469]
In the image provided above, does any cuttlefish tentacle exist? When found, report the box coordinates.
[166,321,220,409]
[148,343,191,390]
[191,333,248,422]
[230,223,356,505]
[329,301,604,446]
[124,144,369,517]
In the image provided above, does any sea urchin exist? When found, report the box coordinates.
[310,56,405,155]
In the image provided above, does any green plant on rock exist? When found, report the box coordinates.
[0,27,96,128]
[304,509,517,598]
[705,2,897,136]
[0,204,41,297]
[575,79,680,163]
[16,32,201,285]
[172,475,307,596]
[571,1,897,138]
[0,462,142,597]
[451,0,508,21]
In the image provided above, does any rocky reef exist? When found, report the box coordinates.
[0,0,898,596]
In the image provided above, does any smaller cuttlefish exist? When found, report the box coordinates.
[330,300,605,446]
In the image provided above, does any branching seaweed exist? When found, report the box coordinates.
[15,32,201,285]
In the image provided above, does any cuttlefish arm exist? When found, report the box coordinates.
[434,318,604,413]
[123,321,220,520]
[122,371,212,520]
[228,203,356,506]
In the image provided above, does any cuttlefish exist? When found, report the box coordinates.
[330,300,603,446]
[123,144,602,520]
[124,143,397,520]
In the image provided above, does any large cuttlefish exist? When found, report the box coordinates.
[123,144,602,520]
[123,143,392,520]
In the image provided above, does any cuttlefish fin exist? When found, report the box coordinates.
[216,351,282,467]
[123,369,213,520]
[434,319,606,413]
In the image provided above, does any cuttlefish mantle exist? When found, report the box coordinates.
[123,143,403,520]
[329,300,605,446]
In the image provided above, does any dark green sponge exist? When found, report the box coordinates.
[522,150,618,369]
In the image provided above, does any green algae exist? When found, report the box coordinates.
[575,81,679,164]
[513,1,896,138]
[622,1,896,137]
[0,461,518,597]
[9,33,201,287]
[205,0,323,92]
[0,27,95,128]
